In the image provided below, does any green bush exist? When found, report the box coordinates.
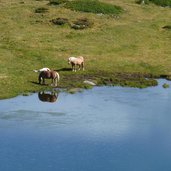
[162,25,171,30]
[35,7,49,13]
[65,0,123,15]
[150,0,171,7]
[49,0,68,5]
[162,83,170,88]
[136,0,171,6]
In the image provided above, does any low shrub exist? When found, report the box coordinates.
[136,0,171,6]
[49,0,68,5]
[162,83,170,88]
[35,7,49,13]
[50,18,69,25]
[162,25,171,30]
[65,0,123,15]
[150,0,171,7]
[71,18,93,29]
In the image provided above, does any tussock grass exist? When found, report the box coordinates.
[35,7,49,13]
[49,0,68,5]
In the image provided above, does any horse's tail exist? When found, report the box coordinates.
[56,72,60,82]
[54,72,60,86]
[33,68,50,73]
[33,70,38,73]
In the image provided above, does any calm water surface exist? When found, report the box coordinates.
[0,79,171,171]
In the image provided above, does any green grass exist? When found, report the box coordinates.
[150,0,171,7]
[0,0,171,99]
[65,0,123,14]
[136,0,171,6]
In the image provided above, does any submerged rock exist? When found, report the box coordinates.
[67,88,83,94]
[162,83,170,88]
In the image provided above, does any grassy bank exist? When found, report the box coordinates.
[0,0,171,99]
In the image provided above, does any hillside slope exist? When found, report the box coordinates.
[0,0,171,98]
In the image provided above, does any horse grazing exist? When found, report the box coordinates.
[38,70,60,87]
[38,91,58,103]
[68,56,84,72]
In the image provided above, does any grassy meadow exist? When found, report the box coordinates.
[0,0,171,99]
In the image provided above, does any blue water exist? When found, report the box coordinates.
[0,79,171,171]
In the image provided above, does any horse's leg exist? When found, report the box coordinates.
[39,77,41,84]
[78,64,81,71]
[74,64,77,72]
[72,63,75,72]
[82,62,85,71]
[38,74,42,84]
[54,78,57,87]
[43,78,45,85]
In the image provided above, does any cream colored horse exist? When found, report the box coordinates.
[68,56,84,72]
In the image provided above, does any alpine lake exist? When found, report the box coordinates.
[0,79,171,171]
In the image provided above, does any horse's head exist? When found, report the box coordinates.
[68,57,74,64]
[68,57,71,64]
[68,57,77,64]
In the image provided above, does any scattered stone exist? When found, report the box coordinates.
[50,18,69,25]
[71,18,93,30]
[83,80,96,86]
[67,88,83,94]
[96,13,103,16]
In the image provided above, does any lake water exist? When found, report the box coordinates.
[0,79,171,171]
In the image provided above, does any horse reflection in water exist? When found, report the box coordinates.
[38,91,59,103]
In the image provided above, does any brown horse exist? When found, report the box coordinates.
[38,91,58,103]
[38,70,60,86]
[68,56,84,72]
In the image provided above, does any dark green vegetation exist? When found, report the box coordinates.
[65,0,123,15]
[150,0,171,7]
[49,0,68,5]
[0,0,171,99]
[136,0,171,6]
[35,7,49,13]
[163,25,171,30]
[162,83,170,88]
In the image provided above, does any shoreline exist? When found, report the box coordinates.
[1,71,171,100]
